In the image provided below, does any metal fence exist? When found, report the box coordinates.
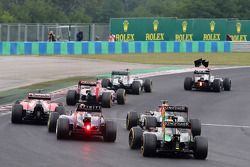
[0,23,109,42]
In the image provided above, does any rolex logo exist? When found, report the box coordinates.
[182,21,187,32]
[153,20,159,32]
[210,21,215,33]
[123,20,129,32]
[236,22,241,33]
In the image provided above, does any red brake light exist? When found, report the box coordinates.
[199,82,202,87]
[86,124,91,131]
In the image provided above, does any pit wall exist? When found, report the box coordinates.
[0,41,232,55]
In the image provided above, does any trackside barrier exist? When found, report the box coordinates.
[0,41,232,55]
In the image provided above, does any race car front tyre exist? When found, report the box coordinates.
[102,92,112,108]
[213,79,221,92]
[143,79,152,93]
[55,106,66,115]
[56,118,69,140]
[190,119,201,137]
[145,116,157,129]
[48,112,60,133]
[11,104,23,124]
[129,127,142,149]
[66,90,77,106]
[184,77,193,90]
[101,78,111,88]
[116,88,126,105]
[103,121,117,142]
[132,81,141,95]
[194,136,208,160]
[126,112,139,130]
[142,134,157,157]
[223,78,231,91]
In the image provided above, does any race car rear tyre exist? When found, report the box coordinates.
[126,112,139,130]
[101,78,110,88]
[11,104,23,124]
[213,79,221,92]
[103,121,117,142]
[132,81,141,95]
[142,134,157,157]
[48,112,60,132]
[56,118,69,140]
[66,90,77,106]
[116,88,126,105]
[194,136,208,160]
[102,92,112,108]
[190,119,201,137]
[223,78,231,91]
[143,79,152,93]
[145,116,157,129]
[184,77,193,90]
[129,127,143,149]
[55,106,66,115]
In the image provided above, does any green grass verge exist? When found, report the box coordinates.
[0,76,94,105]
[63,53,250,65]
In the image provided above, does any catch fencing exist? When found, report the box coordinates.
[0,23,109,42]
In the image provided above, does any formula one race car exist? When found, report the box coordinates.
[101,70,152,95]
[184,58,231,92]
[11,92,65,124]
[128,105,207,159]
[54,103,117,142]
[126,101,194,131]
[66,80,126,108]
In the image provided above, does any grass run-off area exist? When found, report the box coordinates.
[0,76,94,105]
[68,53,250,66]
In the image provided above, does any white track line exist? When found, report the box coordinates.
[202,123,250,129]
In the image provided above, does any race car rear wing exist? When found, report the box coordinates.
[194,58,209,68]
[159,106,188,112]
[27,93,51,100]
[111,71,129,76]
[78,80,97,86]
[164,121,191,129]
[76,103,102,112]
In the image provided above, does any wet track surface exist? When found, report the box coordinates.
[0,68,250,167]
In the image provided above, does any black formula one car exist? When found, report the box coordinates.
[51,103,117,142]
[184,58,231,92]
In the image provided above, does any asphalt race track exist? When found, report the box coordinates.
[0,67,250,167]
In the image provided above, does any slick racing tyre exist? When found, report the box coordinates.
[132,81,141,95]
[213,79,221,92]
[129,127,143,149]
[223,78,231,91]
[66,90,77,106]
[143,79,152,93]
[116,88,126,105]
[11,104,23,124]
[126,112,139,130]
[145,116,157,129]
[103,121,117,142]
[56,118,69,140]
[102,92,112,108]
[184,77,193,90]
[48,112,60,133]
[194,136,208,160]
[190,119,201,137]
[141,134,157,157]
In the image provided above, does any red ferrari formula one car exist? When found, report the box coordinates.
[11,92,65,124]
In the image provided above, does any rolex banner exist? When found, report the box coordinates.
[110,18,249,41]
